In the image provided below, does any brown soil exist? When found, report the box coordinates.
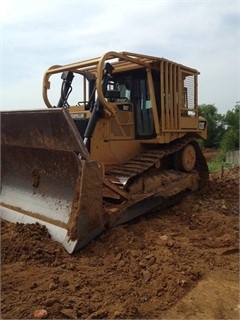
[1,166,239,319]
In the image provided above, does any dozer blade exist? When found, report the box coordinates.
[0,109,104,253]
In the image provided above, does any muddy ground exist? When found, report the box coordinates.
[1,162,239,319]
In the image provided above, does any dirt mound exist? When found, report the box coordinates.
[1,166,239,319]
[1,221,67,266]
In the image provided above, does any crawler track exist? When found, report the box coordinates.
[103,135,209,226]
[106,134,209,190]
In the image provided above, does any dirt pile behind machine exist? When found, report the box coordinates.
[0,51,208,253]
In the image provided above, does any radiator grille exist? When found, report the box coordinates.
[184,75,195,109]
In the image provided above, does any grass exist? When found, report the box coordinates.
[207,152,232,173]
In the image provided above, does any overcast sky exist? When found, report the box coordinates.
[0,0,239,114]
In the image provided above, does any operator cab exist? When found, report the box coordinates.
[106,68,158,139]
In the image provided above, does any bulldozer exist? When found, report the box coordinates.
[0,51,208,253]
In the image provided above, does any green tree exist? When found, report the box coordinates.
[198,104,225,148]
[221,102,240,152]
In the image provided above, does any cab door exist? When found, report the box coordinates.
[132,73,155,139]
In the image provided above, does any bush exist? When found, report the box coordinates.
[207,152,231,173]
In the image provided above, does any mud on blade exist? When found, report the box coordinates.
[0,109,104,253]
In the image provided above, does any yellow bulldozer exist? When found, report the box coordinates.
[1,51,208,253]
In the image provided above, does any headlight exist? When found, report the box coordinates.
[198,121,206,130]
